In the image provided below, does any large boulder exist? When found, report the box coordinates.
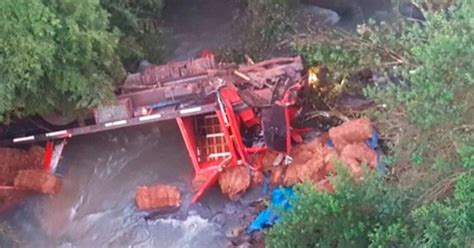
[301,0,392,20]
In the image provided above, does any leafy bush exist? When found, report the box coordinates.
[266,169,410,248]
[369,172,474,248]
[294,0,474,167]
[0,0,122,121]
[366,0,474,166]
[267,170,473,248]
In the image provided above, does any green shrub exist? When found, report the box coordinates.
[100,0,166,65]
[0,0,122,121]
[267,171,473,248]
[294,0,474,167]
[268,1,474,247]
[266,168,410,248]
[367,0,474,167]
[369,172,474,248]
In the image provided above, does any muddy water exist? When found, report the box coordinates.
[8,122,230,247]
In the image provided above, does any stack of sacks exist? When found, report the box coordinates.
[281,118,377,191]
[282,138,337,192]
[329,117,377,177]
[0,146,44,185]
[14,170,62,194]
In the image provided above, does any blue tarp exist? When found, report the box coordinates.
[368,129,379,150]
[247,187,295,233]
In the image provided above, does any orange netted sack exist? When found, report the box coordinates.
[135,184,181,210]
[14,170,62,194]
[0,147,44,185]
[329,118,372,151]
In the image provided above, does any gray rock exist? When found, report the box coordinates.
[299,5,341,26]
[211,212,226,225]
[224,203,239,215]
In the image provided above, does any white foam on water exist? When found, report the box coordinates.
[145,214,228,248]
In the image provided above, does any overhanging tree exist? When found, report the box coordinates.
[0,0,123,121]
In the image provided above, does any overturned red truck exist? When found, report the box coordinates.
[0,55,308,209]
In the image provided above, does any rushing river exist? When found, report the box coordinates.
[8,122,231,247]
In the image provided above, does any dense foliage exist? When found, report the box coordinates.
[100,0,165,67]
[220,0,296,62]
[268,1,474,247]
[0,0,167,121]
[0,0,122,121]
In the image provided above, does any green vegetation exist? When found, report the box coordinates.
[244,0,296,51]
[220,0,296,62]
[0,0,121,121]
[0,0,166,121]
[268,170,473,247]
[100,0,166,67]
[267,1,474,247]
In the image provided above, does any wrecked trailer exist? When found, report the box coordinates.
[0,55,307,209]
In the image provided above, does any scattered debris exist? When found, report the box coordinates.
[269,166,286,186]
[135,185,181,210]
[14,170,62,195]
[247,187,294,233]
